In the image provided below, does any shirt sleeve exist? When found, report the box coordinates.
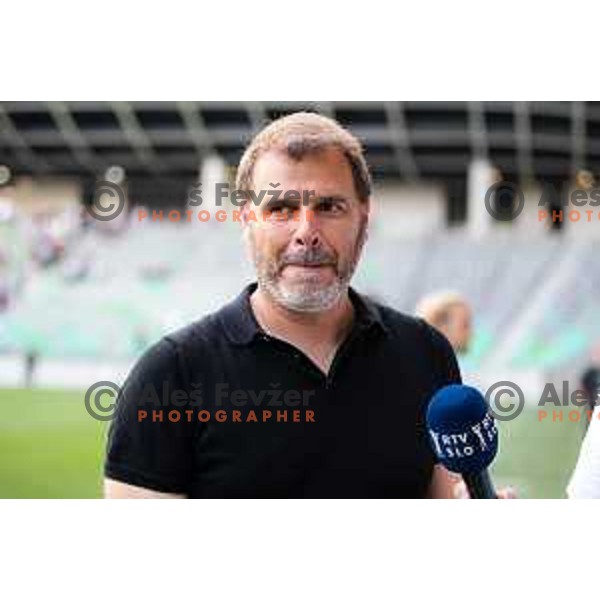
[567,407,600,498]
[104,337,194,495]
[421,319,463,388]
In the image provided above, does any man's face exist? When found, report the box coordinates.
[243,147,370,312]
[446,304,472,354]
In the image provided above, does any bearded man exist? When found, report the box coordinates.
[104,112,462,499]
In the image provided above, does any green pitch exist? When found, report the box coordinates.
[0,388,586,498]
[492,407,584,499]
[0,388,108,499]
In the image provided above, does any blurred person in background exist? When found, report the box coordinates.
[0,245,9,311]
[30,214,64,267]
[568,355,600,498]
[415,290,472,355]
[24,350,38,388]
[579,344,600,434]
[575,168,596,192]
[0,278,9,312]
[542,171,599,498]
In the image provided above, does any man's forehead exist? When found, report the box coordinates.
[251,147,356,191]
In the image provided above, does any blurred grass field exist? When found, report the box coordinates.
[0,389,107,498]
[0,388,586,498]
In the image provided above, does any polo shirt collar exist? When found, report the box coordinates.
[219,282,388,346]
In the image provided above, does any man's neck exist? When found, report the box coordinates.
[249,285,355,350]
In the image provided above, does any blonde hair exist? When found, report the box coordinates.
[415,291,470,329]
[235,111,372,202]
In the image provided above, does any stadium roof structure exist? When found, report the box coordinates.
[1,101,598,184]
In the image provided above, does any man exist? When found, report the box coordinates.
[105,112,462,498]
[415,291,472,355]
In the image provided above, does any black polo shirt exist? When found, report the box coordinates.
[105,282,461,498]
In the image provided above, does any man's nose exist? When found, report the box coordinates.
[292,209,322,247]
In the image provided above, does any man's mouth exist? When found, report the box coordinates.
[282,263,334,270]
[287,263,329,267]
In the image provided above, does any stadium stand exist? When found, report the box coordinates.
[1,216,598,375]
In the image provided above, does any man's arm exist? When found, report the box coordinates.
[104,478,186,499]
[104,338,194,498]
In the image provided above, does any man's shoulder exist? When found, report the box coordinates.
[364,294,456,360]
[162,303,231,351]
[364,294,434,340]
[154,291,447,347]
[373,300,419,327]
[126,311,222,380]
[366,295,461,384]
[128,301,234,381]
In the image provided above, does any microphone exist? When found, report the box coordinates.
[426,384,499,499]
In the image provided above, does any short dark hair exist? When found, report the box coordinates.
[236,111,372,202]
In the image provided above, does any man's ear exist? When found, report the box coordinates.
[361,196,372,224]
[240,200,250,228]
[240,201,257,249]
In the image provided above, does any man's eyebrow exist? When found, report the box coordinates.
[309,194,349,204]
[264,196,302,207]
[318,194,348,201]
[263,193,350,208]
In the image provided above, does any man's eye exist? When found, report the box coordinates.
[318,199,344,213]
[269,203,294,213]
[266,203,298,220]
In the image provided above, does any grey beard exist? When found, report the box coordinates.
[248,219,368,314]
[256,268,349,313]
